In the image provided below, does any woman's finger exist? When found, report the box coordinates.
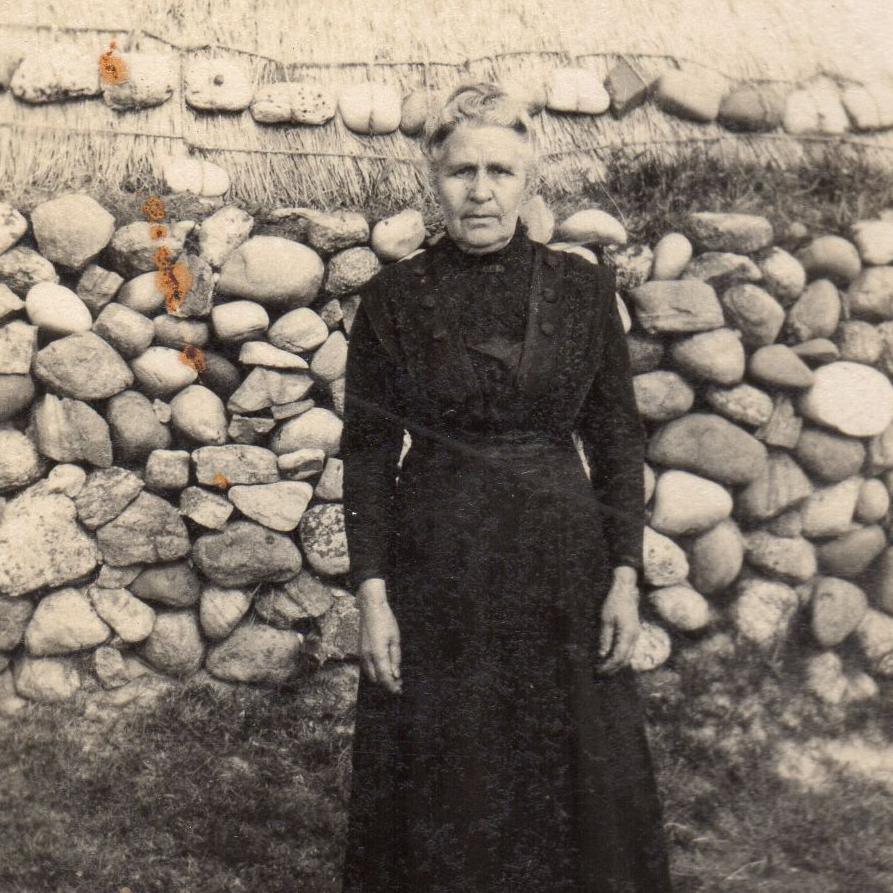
[361,652,378,683]
[372,650,398,693]
[389,639,402,680]
[598,616,615,659]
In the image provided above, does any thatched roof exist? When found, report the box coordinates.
[2,0,893,213]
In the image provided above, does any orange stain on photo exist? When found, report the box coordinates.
[211,472,231,490]
[179,344,207,374]
[142,196,167,223]
[99,39,128,85]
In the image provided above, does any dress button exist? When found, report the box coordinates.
[540,320,555,336]
[420,294,436,309]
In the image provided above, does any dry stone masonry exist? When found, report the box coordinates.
[3,184,893,715]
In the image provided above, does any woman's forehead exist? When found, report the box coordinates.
[438,124,533,165]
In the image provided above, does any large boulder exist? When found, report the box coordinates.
[192,445,279,486]
[33,332,133,400]
[31,193,115,270]
[192,521,303,586]
[206,624,304,684]
[684,213,773,253]
[0,486,100,597]
[669,328,745,385]
[217,236,325,308]
[647,413,768,485]
[629,281,724,334]
[24,588,110,656]
[798,361,893,437]
[649,470,732,536]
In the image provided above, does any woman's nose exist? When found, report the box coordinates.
[468,173,493,201]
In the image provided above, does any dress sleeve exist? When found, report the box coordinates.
[575,267,646,574]
[341,285,406,590]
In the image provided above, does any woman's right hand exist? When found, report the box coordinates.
[357,578,402,695]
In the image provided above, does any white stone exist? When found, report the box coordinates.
[732,578,799,646]
[757,247,806,304]
[184,59,254,112]
[239,341,309,370]
[200,587,252,640]
[25,588,110,656]
[856,609,893,676]
[198,205,254,268]
[14,656,81,702]
[371,209,426,261]
[93,303,155,357]
[271,407,342,456]
[546,68,610,114]
[180,486,234,530]
[0,204,28,255]
[310,331,348,382]
[651,233,693,280]
[556,209,626,245]
[278,448,327,481]
[649,470,732,536]
[145,449,191,491]
[630,622,672,672]
[25,282,92,336]
[0,320,37,374]
[315,458,343,500]
[170,385,228,445]
[338,82,402,135]
[89,586,156,644]
[228,481,313,532]
[649,585,710,631]
[851,220,893,266]
[163,158,230,197]
[268,307,329,354]
[800,477,862,538]
[798,361,893,437]
[642,526,689,587]
[211,301,269,342]
[130,346,199,397]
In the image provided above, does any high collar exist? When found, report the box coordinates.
[431,220,532,269]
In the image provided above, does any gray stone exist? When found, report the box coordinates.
[319,299,344,330]
[650,232,693,280]
[627,333,665,374]
[299,503,350,576]
[795,428,865,482]
[649,470,732,536]
[811,577,868,646]
[743,531,817,582]
[217,236,324,309]
[206,624,303,684]
[0,596,34,650]
[603,243,653,291]
[192,521,302,586]
[689,518,744,594]
[846,266,893,321]
[786,279,841,341]
[167,254,214,319]
[722,283,784,347]
[197,351,242,402]
[34,332,133,400]
[270,408,343,457]
[139,610,204,677]
[210,300,269,342]
[269,307,329,353]
[632,371,694,421]
[0,203,27,255]
[0,283,25,322]
[93,646,155,689]
[179,486,234,529]
[791,338,839,364]
[310,332,348,382]
[757,247,806,304]
[106,390,172,462]
[683,252,762,289]
[88,586,156,644]
[0,487,100,596]
[107,221,188,278]
[704,383,773,427]
[117,272,166,315]
[0,246,58,297]
[856,609,893,676]
[767,508,805,538]
[76,265,123,316]
[796,236,861,285]
[817,526,887,577]
[198,205,254,268]
[318,591,360,660]
[801,477,862,538]
[45,464,87,498]
[239,341,309,370]
[95,565,142,589]
[0,430,42,493]
[748,344,815,388]
[199,587,252,640]
[629,280,724,334]
[685,213,773,253]
[736,452,813,521]
[647,413,768,485]
[130,346,199,397]
[227,414,277,445]
[837,320,882,364]
[0,371,35,420]
[32,394,113,467]
[228,481,313,532]
[263,571,336,626]
[315,458,343,501]
[852,220,893,265]
[74,467,143,529]
[754,395,803,454]
[0,320,37,374]
[93,303,155,357]
[278,448,327,480]
[152,316,209,350]
[875,547,893,614]
[14,656,81,702]
[31,193,115,270]
[629,622,672,672]
[669,328,745,385]
[649,585,710,632]
[856,478,889,523]
[192,445,279,486]
[641,526,689,587]
[227,368,313,414]
[798,361,893,437]
[169,385,227,445]
[96,492,191,566]
[25,588,110,656]
[130,561,202,608]
[731,577,799,646]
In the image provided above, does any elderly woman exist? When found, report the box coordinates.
[340,82,673,892]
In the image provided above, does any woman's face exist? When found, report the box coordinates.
[432,124,532,254]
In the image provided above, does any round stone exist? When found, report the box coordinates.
[651,232,693,280]
[299,503,349,576]
[310,331,348,383]
[649,469,733,536]
[846,267,893,321]
[795,427,865,482]
[817,526,887,577]
[25,282,92,335]
[199,587,252,640]
[268,307,329,354]
[798,361,893,436]
[757,247,806,304]
[34,332,134,400]
[131,346,199,397]
[270,408,342,457]
[210,300,269,343]
[371,209,426,261]
[731,577,799,646]
[851,220,893,265]
[642,526,689,587]
[786,279,841,341]
[93,303,155,357]
[669,328,745,385]
[0,430,42,493]
[837,320,882,364]
[24,588,110,656]
[192,521,303,586]
[685,212,773,253]
[796,235,862,285]
[31,193,115,270]
[139,610,204,676]
[105,390,171,462]
[856,478,889,523]
[748,344,814,388]
[170,385,228,445]
[629,622,671,672]
[649,585,710,631]
[153,316,209,350]
[325,247,381,296]
[704,383,773,427]
[743,531,817,582]
[811,576,868,646]
[556,209,627,246]
[0,373,36,422]
[689,518,744,594]
[632,371,694,421]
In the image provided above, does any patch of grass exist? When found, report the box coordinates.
[3,648,893,893]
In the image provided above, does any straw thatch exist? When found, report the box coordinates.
[2,0,893,212]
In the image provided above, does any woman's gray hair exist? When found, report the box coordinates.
[421,82,537,172]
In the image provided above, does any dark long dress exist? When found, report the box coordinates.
[339,221,673,893]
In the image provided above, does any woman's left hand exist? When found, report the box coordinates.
[596,573,641,675]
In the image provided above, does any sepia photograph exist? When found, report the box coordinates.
[1,1,893,890]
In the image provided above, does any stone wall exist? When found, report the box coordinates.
[2,182,893,713]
